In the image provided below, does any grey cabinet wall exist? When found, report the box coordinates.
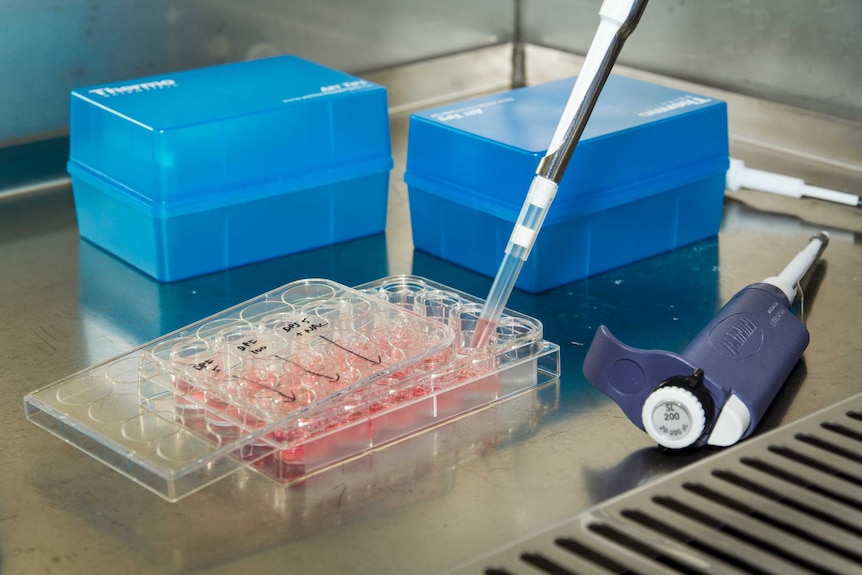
[1,0,859,144]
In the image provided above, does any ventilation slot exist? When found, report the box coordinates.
[520,552,578,574]
[619,508,770,575]
[764,445,862,488]
[455,394,862,575]
[555,536,639,575]
[739,457,862,508]
[709,470,862,536]
[793,433,862,464]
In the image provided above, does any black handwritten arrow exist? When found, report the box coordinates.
[231,374,300,401]
[275,355,340,383]
[320,335,382,365]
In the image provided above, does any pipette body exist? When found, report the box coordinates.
[583,232,829,450]
[472,0,649,348]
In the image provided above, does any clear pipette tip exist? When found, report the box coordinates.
[471,252,525,348]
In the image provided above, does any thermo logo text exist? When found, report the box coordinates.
[638,95,712,117]
[89,79,178,98]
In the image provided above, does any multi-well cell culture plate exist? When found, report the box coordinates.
[24,276,560,501]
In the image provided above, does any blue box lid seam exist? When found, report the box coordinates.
[405,154,729,224]
[69,156,393,218]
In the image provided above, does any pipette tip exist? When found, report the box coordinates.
[470,318,496,349]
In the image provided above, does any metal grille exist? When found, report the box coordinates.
[454,393,862,575]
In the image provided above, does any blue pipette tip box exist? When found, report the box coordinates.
[405,75,729,292]
[68,55,393,282]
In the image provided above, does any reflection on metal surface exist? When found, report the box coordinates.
[31,378,559,570]
[722,197,862,246]
[76,235,392,339]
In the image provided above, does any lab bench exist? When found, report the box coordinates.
[1,45,860,574]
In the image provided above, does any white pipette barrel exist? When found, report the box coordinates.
[764,231,830,304]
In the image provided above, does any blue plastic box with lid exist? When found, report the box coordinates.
[69,55,393,282]
[405,74,728,293]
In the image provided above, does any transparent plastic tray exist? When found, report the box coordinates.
[24,276,560,501]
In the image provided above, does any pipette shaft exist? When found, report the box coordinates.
[472,0,649,348]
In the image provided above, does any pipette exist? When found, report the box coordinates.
[726,157,861,208]
[584,232,829,449]
[471,0,649,348]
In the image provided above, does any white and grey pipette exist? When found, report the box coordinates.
[472,0,649,347]
[584,231,829,449]
[727,158,861,208]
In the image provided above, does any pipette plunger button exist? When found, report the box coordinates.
[642,386,706,449]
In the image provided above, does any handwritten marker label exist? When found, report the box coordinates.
[281,316,327,338]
